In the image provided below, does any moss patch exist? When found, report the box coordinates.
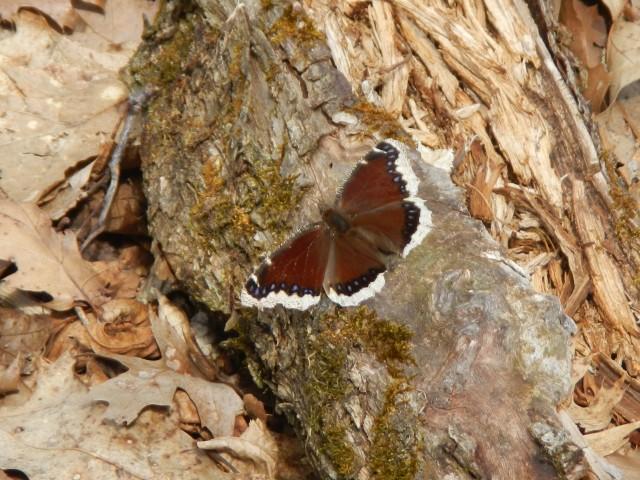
[304,326,357,478]
[268,4,325,46]
[128,2,200,89]
[302,307,419,479]
[190,152,304,255]
[347,102,414,146]
[604,152,640,241]
[370,382,420,480]
[321,306,415,377]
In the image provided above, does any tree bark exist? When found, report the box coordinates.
[131,0,622,478]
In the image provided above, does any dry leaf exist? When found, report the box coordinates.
[0,307,54,368]
[601,0,627,21]
[559,0,611,111]
[87,353,243,437]
[198,419,279,479]
[606,449,640,479]
[0,352,234,479]
[83,299,157,357]
[586,420,640,456]
[0,200,109,310]
[244,393,268,423]
[155,295,218,380]
[90,246,150,301]
[0,354,22,395]
[0,11,127,213]
[0,1,80,31]
[74,0,159,48]
[569,376,627,432]
[607,18,640,104]
[87,300,242,436]
[103,181,147,235]
[560,0,608,69]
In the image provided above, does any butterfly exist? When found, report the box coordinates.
[240,139,431,310]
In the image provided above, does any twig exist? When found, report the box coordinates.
[81,89,155,252]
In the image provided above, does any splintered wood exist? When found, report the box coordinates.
[305,0,639,469]
[306,0,639,367]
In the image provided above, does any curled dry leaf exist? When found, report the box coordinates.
[155,295,218,380]
[90,244,152,301]
[0,200,109,311]
[0,1,82,31]
[559,0,611,111]
[81,299,157,357]
[568,376,627,432]
[197,419,279,479]
[244,393,268,423]
[87,296,240,436]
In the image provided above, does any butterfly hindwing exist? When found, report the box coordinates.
[351,198,431,257]
[325,232,386,307]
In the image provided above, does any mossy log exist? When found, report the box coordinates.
[132,1,604,478]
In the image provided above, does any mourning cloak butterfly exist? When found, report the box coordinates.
[240,139,431,310]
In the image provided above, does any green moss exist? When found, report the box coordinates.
[268,4,325,46]
[370,382,420,480]
[604,152,640,241]
[301,307,419,479]
[189,151,304,256]
[129,9,198,88]
[602,152,640,287]
[304,331,357,478]
[322,306,415,378]
[347,102,414,146]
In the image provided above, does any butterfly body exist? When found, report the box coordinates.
[322,208,351,235]
[241,139,432,311]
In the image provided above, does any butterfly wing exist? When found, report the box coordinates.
[350,198,430,257]
[325,232,386,307]
[338,140,431,257]
[241,224,331,310]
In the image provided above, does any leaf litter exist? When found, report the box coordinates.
[0,352,235,480]
[0,2,301,478]
[0,199,110,311]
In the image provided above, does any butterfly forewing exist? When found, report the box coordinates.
[241,225,331,310]
[338,141,412,215]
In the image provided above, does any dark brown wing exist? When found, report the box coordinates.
[324,232,386,307]
[337,141,410,214]
[241,225,331,310]
[350,200,425,256]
